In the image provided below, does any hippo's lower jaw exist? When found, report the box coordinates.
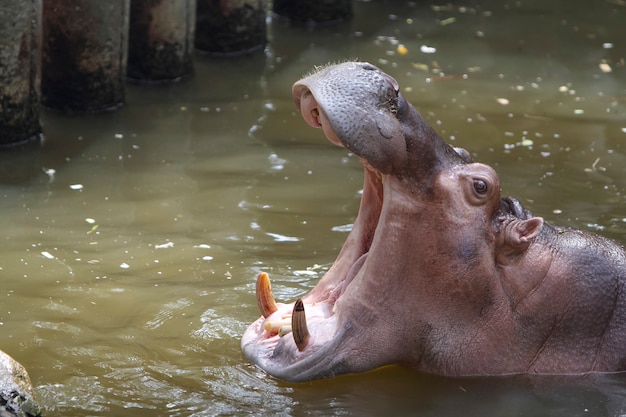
[241,165,386,382]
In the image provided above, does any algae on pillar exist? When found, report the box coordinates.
[0,0,43,147]
[128,0,196,83]
[273,0,352,24]
[195,0,267,55]
[42,1,130,113]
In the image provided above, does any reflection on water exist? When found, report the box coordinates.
[1,0,625,415]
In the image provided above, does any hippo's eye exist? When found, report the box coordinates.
[473,179,488,195]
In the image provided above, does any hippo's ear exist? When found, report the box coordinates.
[515,217,543,244]
[498,217,543,263]
[513,217,543,245]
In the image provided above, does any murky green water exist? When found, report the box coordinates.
[1,1,625,415]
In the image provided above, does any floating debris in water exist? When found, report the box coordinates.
[584,157,602,173]
[439,17,456,26]
[41,251,55,259]
[599,60,612,73]
[587,223,605,232]
[266,232,300,242]
[331,224,353,232]
[69,184,83,190]
[87,224,98,235]
[43,168,56,182]
[294,270,318,277]
[397,44,408,55]
[120,263,130,269]
[268,153,286,170]
[155,242,174,249]
[496,98,510,105]
[193,244,211,249]
[411,62,429,72]
[420,45,437,54]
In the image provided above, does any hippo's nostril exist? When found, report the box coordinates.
[311,108,320,124]
[379,73,399,96]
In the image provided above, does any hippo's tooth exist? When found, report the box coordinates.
[256,272,278,318]
[278,325,292,337]
[292,298,310,351]
[263,319,291,335]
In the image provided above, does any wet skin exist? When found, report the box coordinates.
[241,62,626,382]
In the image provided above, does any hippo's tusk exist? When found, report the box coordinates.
[256,272,278,318]
[292,298,310,351]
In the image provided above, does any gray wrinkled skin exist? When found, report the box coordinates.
[0,350,41,417]
[242,62,626,382]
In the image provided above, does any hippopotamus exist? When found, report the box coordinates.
[241,61,626,382]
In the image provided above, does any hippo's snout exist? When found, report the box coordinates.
[291,62,412,173]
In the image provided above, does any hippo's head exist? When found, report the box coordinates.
[242,62,545,381]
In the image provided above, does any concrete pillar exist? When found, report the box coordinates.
[128,0,196,83]
[0,0,43,147]
[273,0,352,24]
[42,1,130,113]
[195,0,267,55]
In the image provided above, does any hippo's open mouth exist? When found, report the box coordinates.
[241,65,393,380]
[241,157,384,377]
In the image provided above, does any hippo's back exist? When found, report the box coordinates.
[556,227,626,370]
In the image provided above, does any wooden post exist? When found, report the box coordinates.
[41,1,130,113]
[128,0,196,83]
[273,0,352,24]
[0,0,43,147]
[195,0,267,55]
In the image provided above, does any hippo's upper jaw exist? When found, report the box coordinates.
[242,62,626,382]
[292,62,466,177]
